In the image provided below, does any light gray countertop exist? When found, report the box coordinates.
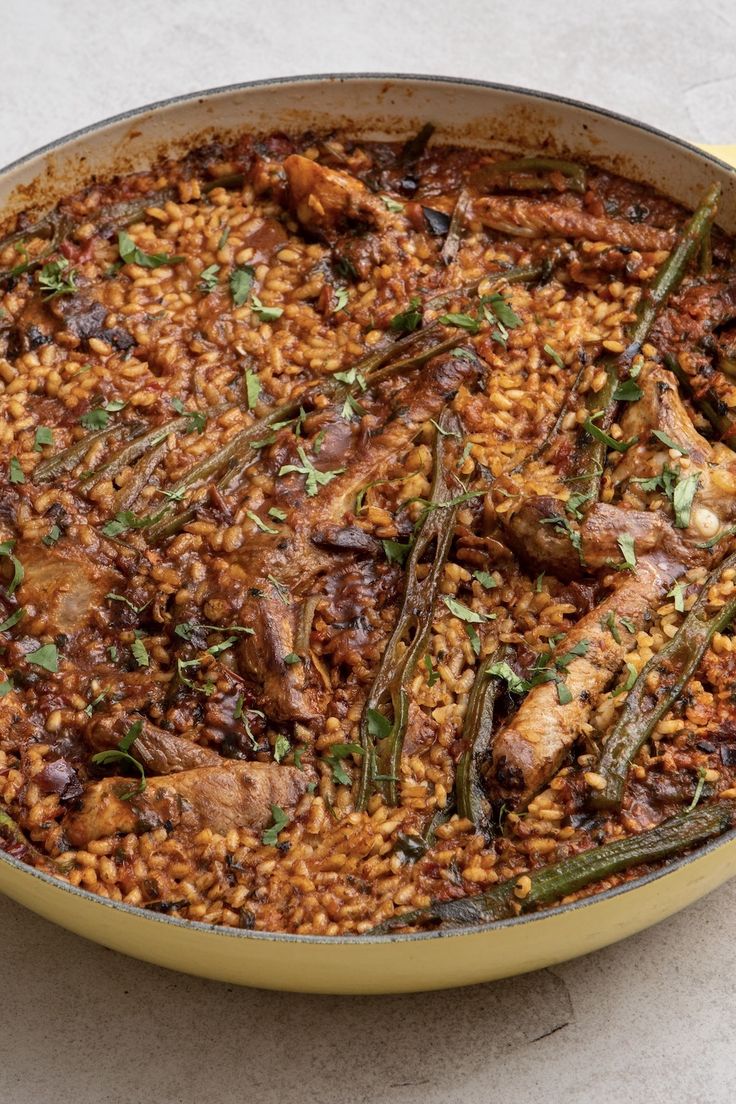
[2,2,736,1101]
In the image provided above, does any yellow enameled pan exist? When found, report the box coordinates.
[1,75,735,993]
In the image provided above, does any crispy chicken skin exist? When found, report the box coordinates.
[63,762,311,846]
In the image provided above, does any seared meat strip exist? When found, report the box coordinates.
[63,762,311,846]
[86,714,220,774]
[489,550,686,810]
[474,196,676,251]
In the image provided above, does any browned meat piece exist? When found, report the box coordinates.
[283,154,389,239]
[237,595,325,722]
[494,491,581,580]
[650,278,736,353]
[63,761,311,846]
[614,365,736,541]
[616,365,712,468]
[86,713,219,773]
[489,551,686,810]
[14,543,118,637]
[474,196,676,251]
[580,503,696,570]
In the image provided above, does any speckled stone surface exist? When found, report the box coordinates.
[2,2,736,1100]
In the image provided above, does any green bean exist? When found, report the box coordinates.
[626,183,721,358]
[112,438,170,513]
[440,188,471,265]
[372,801,732,930]
[575,183,721,504]
[456,645,507,829]
[356,413,461,809]
[665,353,736,449]
[592,551,736,811]
[471,156,587,195]
[79,415,193,485]
[32,424,126,483]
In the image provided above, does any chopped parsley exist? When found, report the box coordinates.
[33,426,54,452]
[669,580,686,613]
[171,397,207,434]
[262,805,289,846]
[381,196,405,213]
[42,524,62,547]
[366,708,392,740]
[487,660,527,695]
[198,264,220,294]
[90,719,146,800]
[442,596,489,623]
[245,509,278,534]
[26,643,58,672]
[268,507,287,522]
[118,230,184,269]
[686,766,708,813]
[251,294,283,322]
[389,297,423,335]
[0,607,24,632]
[229,264,255,306]
[539,515,582,555]
[473,570,497,589]
[556,681,573,705]
[0,540,24,596]
[278,446,344,497]
[8,457,24,484]
[438,312,480,333]
[617,533,637,570]
[465,623,481,656]
[612,661,638,697]
[604,610,622,644]
[543,344,564,370]
[424,654,439,687]
[613,377,643,402]
[131,638,150,668]
[283,652,301,666]
[37,258,77,299]
[382,539,412,566]
[651,429,688,455]
[672,471,700,528]
[273,734,291,764]
[583,414,637,453]
[324,742,363,785]
[244,368,261,410]
[0,678,14,697]
[333,287,349,313]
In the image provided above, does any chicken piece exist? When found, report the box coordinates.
[86,713,220,774]
[63,761,311,846]
[614,365,736,542]
[580,503,696,570]
[494,491,581,580]
[489,551,686,810]
[474,196,676,251]
[237,595,324,722]
[14,543,118,637]
[283,154,389,239]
